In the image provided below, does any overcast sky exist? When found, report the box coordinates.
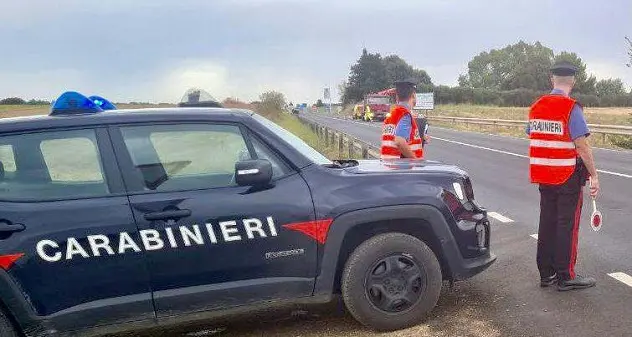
[2,0,631,104]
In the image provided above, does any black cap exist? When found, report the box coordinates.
[394,78,417,91]
[550,61,578,76]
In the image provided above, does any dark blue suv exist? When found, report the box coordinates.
[0,93,495,336]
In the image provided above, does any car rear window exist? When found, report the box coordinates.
[0,129,109,201]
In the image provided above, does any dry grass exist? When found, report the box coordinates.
[0,103,174,119]
[423,104,632,149]
[425,104,632,126]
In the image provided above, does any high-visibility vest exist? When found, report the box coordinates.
[365,105,371,113]
[528,95,579,185]
[381,105,423,159]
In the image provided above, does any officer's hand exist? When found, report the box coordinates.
[589,176,600,197]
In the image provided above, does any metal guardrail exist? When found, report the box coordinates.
[298,116,380,159]
[428,116,632,137]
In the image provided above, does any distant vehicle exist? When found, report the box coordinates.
[363,91,393,121]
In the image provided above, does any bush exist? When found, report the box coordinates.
[430,86,632,108]
[610,135,632,149]
[573,94,599,107]
[499,89,542,107]
[257,91,287,118]
[0,97,26,105]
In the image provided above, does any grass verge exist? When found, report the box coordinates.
[425,104,632,150]
[268,113,350,160]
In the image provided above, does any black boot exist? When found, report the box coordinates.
[558,275,596,291]
[540,274,558,287]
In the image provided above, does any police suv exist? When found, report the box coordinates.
[0,92,495,336]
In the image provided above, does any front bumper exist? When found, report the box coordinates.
[451,250,497,281]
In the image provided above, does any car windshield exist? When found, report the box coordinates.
[252,114,332,166]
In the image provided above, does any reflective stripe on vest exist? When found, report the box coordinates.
[530,139,576,149]
[528,95,578,185]
[530,157,576,166]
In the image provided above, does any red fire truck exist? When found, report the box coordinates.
[361,88,396,121]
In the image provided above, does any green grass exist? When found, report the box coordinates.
[272,113,348,159]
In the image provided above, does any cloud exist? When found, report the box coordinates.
[0,0,630,103]
[158,60,231,103]
[587,60,632,90]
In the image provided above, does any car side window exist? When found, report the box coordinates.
[0,145,16,173]
[249,135,290,178]
[40,137,105,183]
[120,123,253,192]
[0,129,109,201]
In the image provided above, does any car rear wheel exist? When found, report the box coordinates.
[0,308,19,337]
[341,232,442,331]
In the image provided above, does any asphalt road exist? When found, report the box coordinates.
[294,111,632,337]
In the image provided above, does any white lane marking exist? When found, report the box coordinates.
[432,136,528,158]
[487,212,514,223]
[432,137,632,179]
[530,234,539,240]
[596,169,632,179]
[306,114,632,179]
[608,272,632,287]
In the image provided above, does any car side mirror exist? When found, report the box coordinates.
[235,159,273,187]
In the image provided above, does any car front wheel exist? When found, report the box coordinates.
[0,309,19,337]
[341,232,442,331]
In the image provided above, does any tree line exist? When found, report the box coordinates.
[341,40,632,107]
[0,97,51,105]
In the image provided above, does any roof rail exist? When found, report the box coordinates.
[49,91,104,116]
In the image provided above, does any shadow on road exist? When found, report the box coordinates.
[114,281,506,337]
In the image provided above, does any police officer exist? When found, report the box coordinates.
[380,78,424,159]
[527,60,600,291]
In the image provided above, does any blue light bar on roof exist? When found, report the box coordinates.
[88,95,117,111]
[50,91,104,116]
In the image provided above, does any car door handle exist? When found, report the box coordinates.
[0,221,25,233]
[144,209,192,221]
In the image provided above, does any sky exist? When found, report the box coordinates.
[1,0,631,104]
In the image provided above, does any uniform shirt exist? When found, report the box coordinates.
[394,103,429,140]
[525,89,590,140]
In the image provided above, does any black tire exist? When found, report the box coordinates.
[341,233,442,331]
[0,308,19,337]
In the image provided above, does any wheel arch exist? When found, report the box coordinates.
[0,271,44,336]
[314,204,459,296]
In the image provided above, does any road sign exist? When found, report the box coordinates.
[414,92,434,110]
[324,88,331,100]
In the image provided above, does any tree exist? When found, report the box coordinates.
[315,99,324,107]
[0,97,26,105]
[626,36,632,68]
[341,49,433,104]
[341,49,389,104]
[595,78,626,97]
[382,55,432,87]
[459,41,554,91]
[258,91,286,116]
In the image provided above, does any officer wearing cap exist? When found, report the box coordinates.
[380,78,425,159]
[526,60,600,291]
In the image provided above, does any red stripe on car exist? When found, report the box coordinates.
[283,219,333,244]
[0,253,25,270]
